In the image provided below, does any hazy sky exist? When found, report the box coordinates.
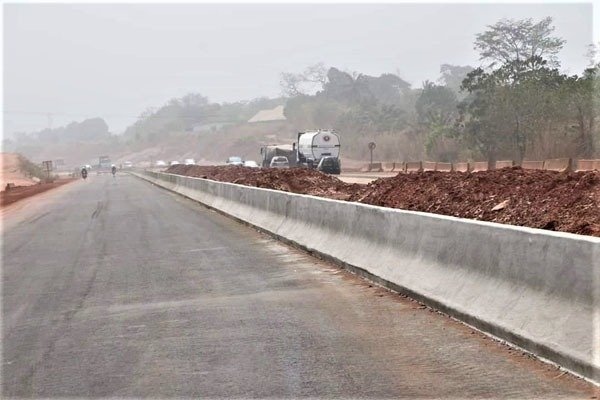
[3,3,596,136]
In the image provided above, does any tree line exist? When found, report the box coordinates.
[281,17,599,163]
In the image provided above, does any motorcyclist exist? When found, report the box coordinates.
[111,165,117,177]
[81,167,88,180]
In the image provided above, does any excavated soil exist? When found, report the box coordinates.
[0,179,75,208]
[167,165,363,200]
[166,165,600,237]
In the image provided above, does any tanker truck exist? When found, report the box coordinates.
[296,130,340,168]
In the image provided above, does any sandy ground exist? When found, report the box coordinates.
[0,153,38,188]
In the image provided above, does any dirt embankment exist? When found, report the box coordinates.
[0,180,75,208]
[167,165,363,200]
[0,152,77,208]
[0,153,40,188]
[166,165,600,237]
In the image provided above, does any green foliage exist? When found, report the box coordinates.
[474,17,565,69]
[17,154,45,180]
[282,66,414,148]
[451,17,598,162]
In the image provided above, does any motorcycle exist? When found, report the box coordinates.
[81,168,88,180]
[111,166,117,177]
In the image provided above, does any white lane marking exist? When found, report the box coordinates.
[182,247,228,253]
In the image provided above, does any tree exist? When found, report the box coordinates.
[438,64,474,95]
[415,81,459,159]
[474,17,565,71]
[280,72,305,97]
[563,67,598,156]
[454,17,572,163]
[458,57,574,162]
[280,63,328,96]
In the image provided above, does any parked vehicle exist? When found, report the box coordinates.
[123,161,133,169]
[184,158,196,165]
[170,161,181,166]
[317,156,341,175]
[155,160,167,167]
[226,156,244,166]
[270,156,289,168]
[297,130,340,168]
[244,160,259,168]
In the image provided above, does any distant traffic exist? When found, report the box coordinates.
[78,129,342,176]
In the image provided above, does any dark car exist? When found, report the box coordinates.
[317,156,341,175]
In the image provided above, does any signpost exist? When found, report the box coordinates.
[42,160,53,181]
[368,142,376,167]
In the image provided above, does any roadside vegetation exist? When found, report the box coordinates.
[17,153,45,181]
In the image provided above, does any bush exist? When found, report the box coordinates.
[17,154,46,181]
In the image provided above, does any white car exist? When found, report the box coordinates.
[123,161,133,169]
[170,161,181,166]
[226,156,244,166]
[243,160,259,168]
[155,160,167,167]
[184,158,196,165]
[270,156,289,168]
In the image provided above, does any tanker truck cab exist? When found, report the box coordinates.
[297,130,340,167]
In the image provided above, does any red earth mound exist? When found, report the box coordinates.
[0,179,75,208]
[166,165,363,200]
[165,165,600,237]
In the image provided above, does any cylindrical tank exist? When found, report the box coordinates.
[297,130,340,164]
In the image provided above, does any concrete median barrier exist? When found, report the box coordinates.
[423,161,436,171]
[522,160,545,170]
[577,159,600,171]
[405,161,423,173]
[453,162,470,173]
[495,160,514,169]
[382,162,395,172]
[544,158,573,172]
[471,161,489,172]
[135,170,600,383]
[435,162,453,172]
[370,162,384,172]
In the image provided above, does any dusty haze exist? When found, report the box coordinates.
[3,3,594,137]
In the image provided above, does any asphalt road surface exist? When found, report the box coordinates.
[3,174,597,398]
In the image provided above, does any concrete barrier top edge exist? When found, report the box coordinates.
[157,172,600,244]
